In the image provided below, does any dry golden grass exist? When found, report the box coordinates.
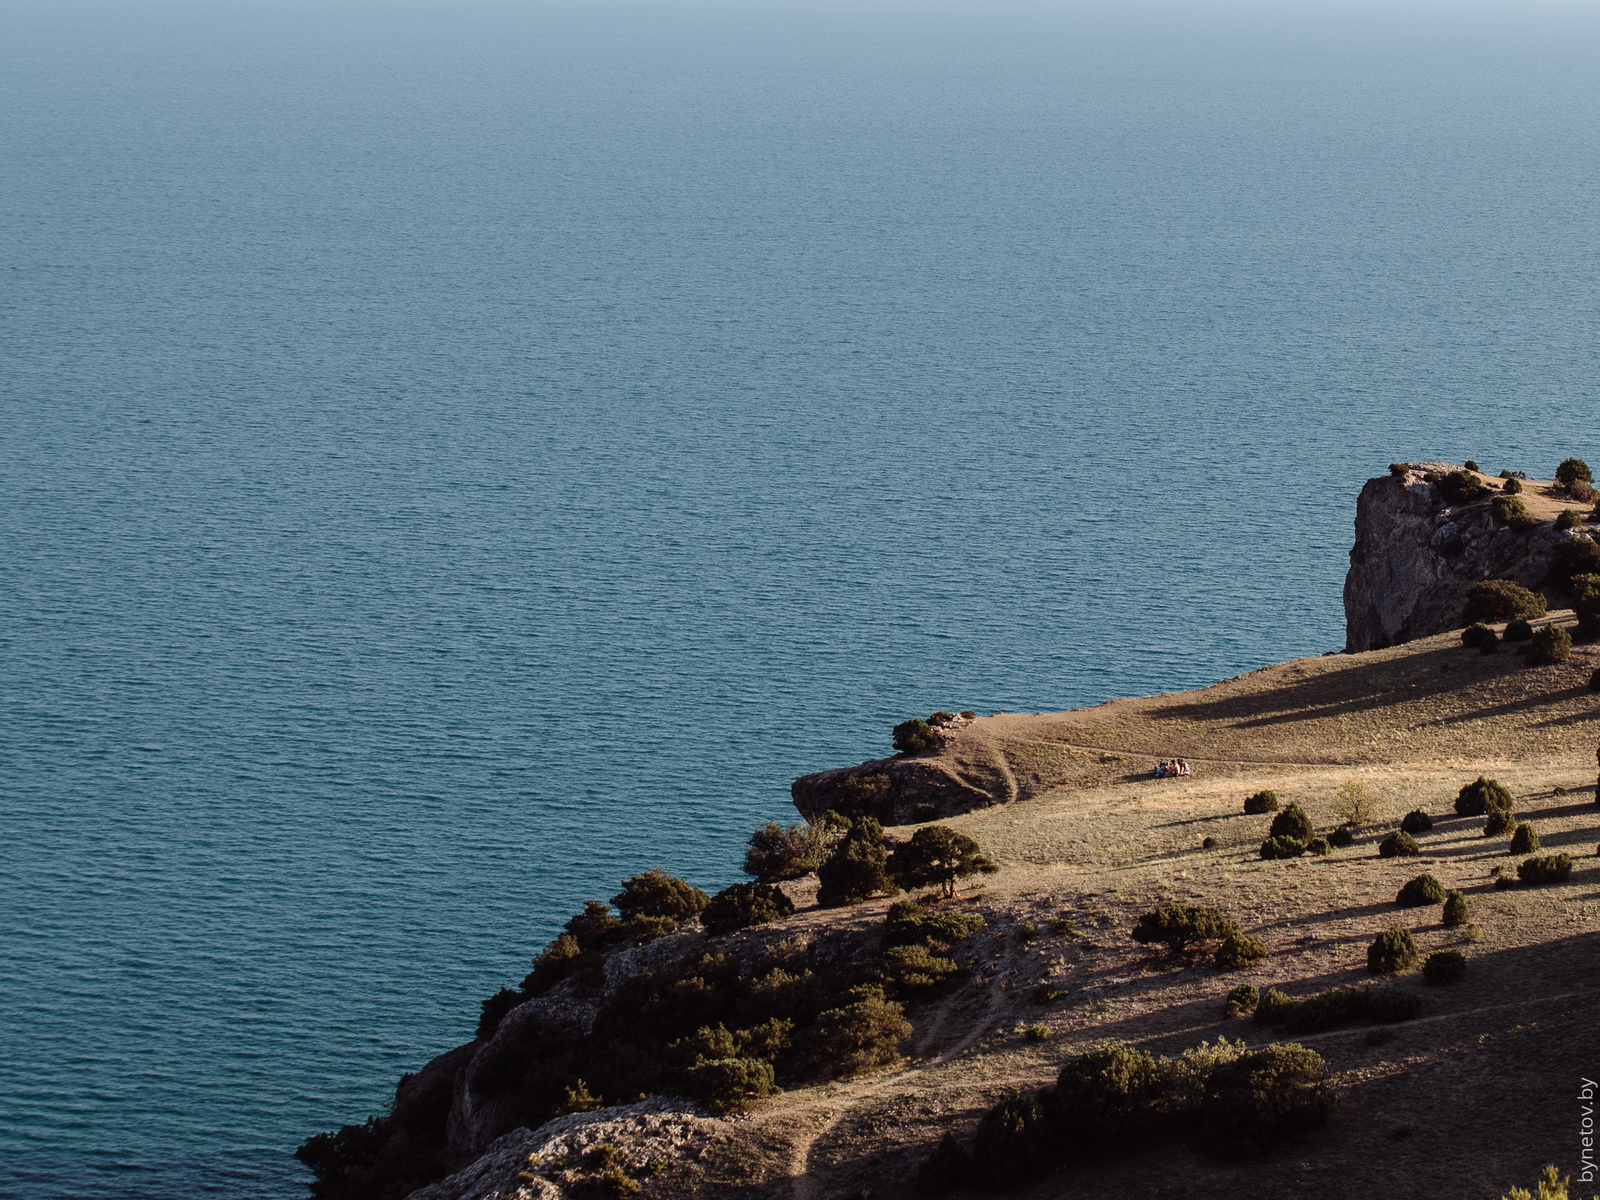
[683,620,1600,1200]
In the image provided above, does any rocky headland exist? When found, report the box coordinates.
[300,464,1600,1200]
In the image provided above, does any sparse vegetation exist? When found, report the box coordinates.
[1395,873,1446,907]
[1498,1165,1588,1200]
[1243,790,1279,814]
[1422,950,1466,986]
[1335,781,1384,826]
[1378,831,1420,858]
[1025,1024,1050,1042]
[1400,809,1433,834]
[1367,925,1419,975]
[1517,853,1573,885]
[1462,579,1547,625]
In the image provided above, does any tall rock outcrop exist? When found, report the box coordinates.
[1343,463,1585,651]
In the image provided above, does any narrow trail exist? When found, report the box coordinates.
[1040,739,1364,770]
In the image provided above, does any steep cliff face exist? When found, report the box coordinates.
[1342,464,1579,651]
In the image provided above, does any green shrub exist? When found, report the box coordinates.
[1389,463,1409,477]
[960,710,977,720]
[1528,623,1573,665]
[969,1094,1054,1188]
[1032,983,1064,1005]
[744,821,828,882]
[1378,831,1420,858]
[893,718,936,754]
[1131,905,1238,953]
[914,1132,971,1195]
[1046,1042,1165,1150]
[1556,458,1594,488]
[1456,776,1512,817]
[1198,1043,1335,1158]
[1243,790,1279,815]
[1400,809,1433,835]
[1202,836,1218,849]
[1365,988,1423,1024]
[1503,476,1524,493]
[1498,1164,1585,1200]
[1395,873,1446,907]
[612,869,710,927]
[1439,470,1492,505]
[683,1057,777,1111]
[1484,805,1517,837]
[1551,537,1600,589]
[1017,921,1037,943]
[1558,509,1584,531]
[911,802,938,823]
[833,773,892,820]
[1480,629,1500,655]
[887,825,998,898]
[1518,853,1572,885]
[1496,875,1517,891]
[1509,822,1541,855]
[701,882,795,935]
[1491,495,1532,526]
[1269,804,1315,842]
[1505,618,1535,641]
[1215,932,1269,970]
[1225,984,1260,1014]
[794,986,911,1078]
[863,945,962,998]
[1590,668,1600,693]
[1463,580,1548,625]
[1462,622,1495,648]
[1366,1026,1393,1046]
[477,988,523,1039]
[816,819,897,907]
[1253,988,1294,1026]
[1329,824,1356,848]
[1305,837,1331,856]
[1422,950,1466,986]
[1464,460,1480,472]
[1260,835,1306,860]
[1025,1024,1050,1042]
[1442,890,1470,927]
[881,901,986,950]
[1367,925,1419,975]
[1280,987,1367,1034]
[926,711,957,727]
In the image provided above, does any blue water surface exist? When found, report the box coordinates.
[3,2,1599,1195]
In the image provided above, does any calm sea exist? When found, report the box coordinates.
[3,2,1598,1195]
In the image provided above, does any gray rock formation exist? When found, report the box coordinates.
[1342,464,1588,651]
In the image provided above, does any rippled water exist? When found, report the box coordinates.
[4,3,1599,1196]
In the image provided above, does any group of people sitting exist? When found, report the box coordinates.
[1154,758,1192,778]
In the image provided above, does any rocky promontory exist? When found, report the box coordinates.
[1343,461,1596,652]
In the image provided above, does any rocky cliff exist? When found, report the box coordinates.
[1342,462,1588,652]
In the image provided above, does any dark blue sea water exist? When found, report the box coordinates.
[4,2,1599,1195]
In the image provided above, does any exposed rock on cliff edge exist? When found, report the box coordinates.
[1343,463,1589,652]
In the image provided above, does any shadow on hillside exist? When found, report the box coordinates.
[1144,639,1593,732]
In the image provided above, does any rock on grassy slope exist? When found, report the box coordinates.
[368,613,1600,1200]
